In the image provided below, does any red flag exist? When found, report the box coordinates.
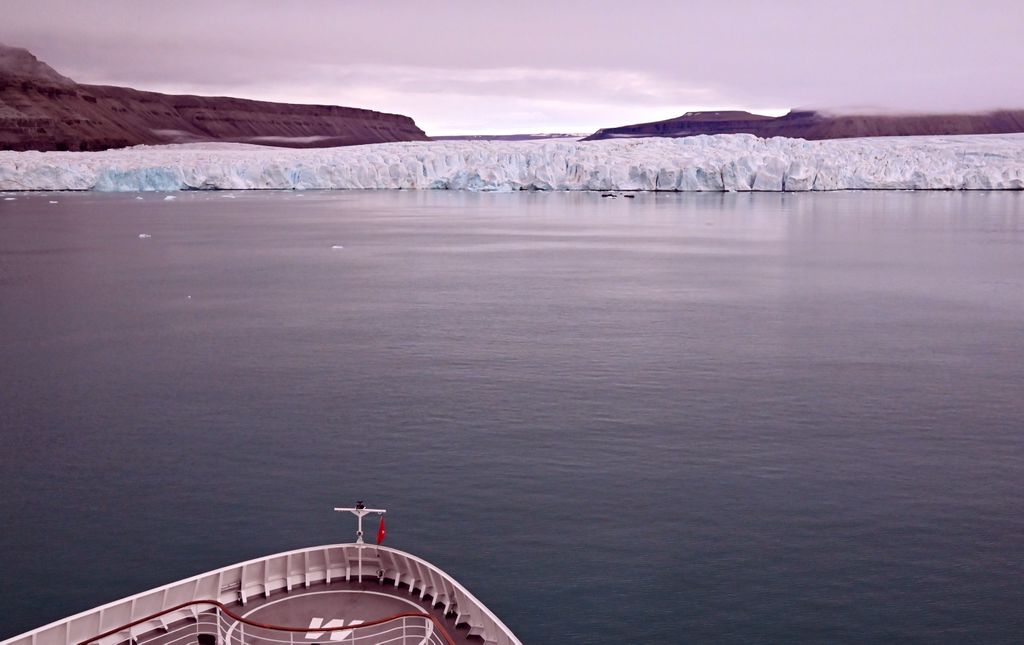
[376,515,386,545]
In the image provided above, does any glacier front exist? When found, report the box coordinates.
[1,134,1022,192]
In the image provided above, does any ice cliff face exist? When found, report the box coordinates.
[1,134,1022,192]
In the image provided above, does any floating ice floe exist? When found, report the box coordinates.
[331,245,344,250]
[49,200,58,204]
[163,195,176,200]
[1,134,1022,192]
[3,197,15,200]
[138,233,152,239]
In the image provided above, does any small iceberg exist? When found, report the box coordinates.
[331,245,344,250]
[138,233,152,239]
[163,195,176,201]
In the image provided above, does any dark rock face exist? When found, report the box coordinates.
[584,109,1024,141]
[0,44,429,151]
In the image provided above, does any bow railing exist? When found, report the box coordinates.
[79,600,452,645]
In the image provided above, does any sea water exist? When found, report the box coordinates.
[1,190,1022,643]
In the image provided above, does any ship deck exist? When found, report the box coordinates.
[2,543,519,645]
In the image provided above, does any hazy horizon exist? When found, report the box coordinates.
[2,0,1023,135]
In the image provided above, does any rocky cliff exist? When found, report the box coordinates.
[584,109,1024,141]
[0,44,429,151]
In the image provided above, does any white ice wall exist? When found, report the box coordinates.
[1,134,1022,192]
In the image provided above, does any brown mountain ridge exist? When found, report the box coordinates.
[584,109,1024,141]
[0,44,429,151]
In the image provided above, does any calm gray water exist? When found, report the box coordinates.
[1,190,1023,643]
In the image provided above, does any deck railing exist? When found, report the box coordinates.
[81,600,451,645]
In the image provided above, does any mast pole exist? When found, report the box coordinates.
[334,501,386,583]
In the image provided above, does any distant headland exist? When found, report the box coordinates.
[0,43,429,152]
[584,108,1024,141]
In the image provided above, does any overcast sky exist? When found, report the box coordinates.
[3,0,1023,135]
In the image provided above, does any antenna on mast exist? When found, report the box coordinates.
[334,501,386,582]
